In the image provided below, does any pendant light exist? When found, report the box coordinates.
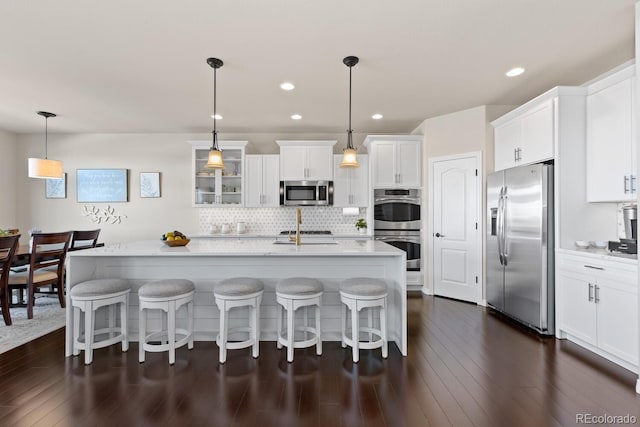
[340,56,360,168]
[205,57,225,169]
[28,111,63,179]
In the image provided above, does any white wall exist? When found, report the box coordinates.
[414,105,513,298]
[0,130,18,229]
[13,131,369,244]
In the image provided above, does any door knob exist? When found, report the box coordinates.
[435,232,444,238]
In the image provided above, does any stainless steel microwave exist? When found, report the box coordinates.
[280,181,333,206]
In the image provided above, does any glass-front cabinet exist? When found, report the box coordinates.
[189,140,247,207]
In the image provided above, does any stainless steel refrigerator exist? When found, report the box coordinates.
[486,163,554,334]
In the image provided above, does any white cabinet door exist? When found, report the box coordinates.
[262,155,281,207]
[371,142,396,187]
[245,155,263,207]
[280,146,307,180]
[191,141,246,207]
[333,154,369,207]
[520,100,554,164]
[397,141,421,187]
[245,155,280,207]
[557,271,598,345]
[596,281,639,365]
[586,77,635,202]
[306,146,333,180]
[494,120,521,171]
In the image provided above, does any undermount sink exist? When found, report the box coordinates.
[272,241,338,245]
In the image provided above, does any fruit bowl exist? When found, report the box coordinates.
[163,238,191,247]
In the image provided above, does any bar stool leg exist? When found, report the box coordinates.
[121,298,129,352]
[252,302,260,358]
[73,306,81,356]
[341,303,347,348]
[315,302,322,356]
[219,301,228,364]
[381,302,388,358]
[139,307,146,362]
[276,302,283,349]
[187,300,194,350]
[85,301,95,365]
[287,300,294,363]
[368,307,373,342]
[168,301,176,365]
[351,303,359,363]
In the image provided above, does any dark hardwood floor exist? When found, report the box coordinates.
[1,295,639,426]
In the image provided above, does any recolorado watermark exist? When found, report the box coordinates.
[576,413,637,424]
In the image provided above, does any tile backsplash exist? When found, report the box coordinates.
[198,207,366,235]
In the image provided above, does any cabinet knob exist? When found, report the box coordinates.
[435,232,444,238]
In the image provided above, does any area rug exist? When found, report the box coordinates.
[0,296,66,354]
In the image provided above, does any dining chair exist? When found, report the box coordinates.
[0,234,21,326]
[8,231,72,319]
[70,229,101,251]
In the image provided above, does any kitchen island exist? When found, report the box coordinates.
[65,239,407,357]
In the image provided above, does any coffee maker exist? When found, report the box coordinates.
[608,204,637,254]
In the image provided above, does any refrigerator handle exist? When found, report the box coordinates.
[501,188,508,266]
[497,191,504,265]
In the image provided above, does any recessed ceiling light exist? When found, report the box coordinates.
[505,67,525,77]
[291,114,302,120]
[372,113,383,120]
[280,82,295,91]
[210,114,223,120]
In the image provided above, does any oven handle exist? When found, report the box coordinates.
[374,197,421,204]
[375,236,421,244]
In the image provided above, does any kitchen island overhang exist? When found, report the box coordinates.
[65,239,408,357]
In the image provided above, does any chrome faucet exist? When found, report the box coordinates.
[288,208,302,246]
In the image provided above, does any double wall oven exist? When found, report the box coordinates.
[374,189,422,272]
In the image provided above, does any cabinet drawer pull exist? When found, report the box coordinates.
[624,175,630,194]
[588,283,593,302]
[632,175,637,193]
[583,264,604,270]
[594,285,600,303]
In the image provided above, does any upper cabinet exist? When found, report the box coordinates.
[333,154,369,207]
[245,155,280,207]
[364,135,422,188]
[276,140,335,181]
[586,65,636,202]
[493,99,554,171]
[189,140,247,207]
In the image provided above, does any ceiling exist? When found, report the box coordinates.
[0,0,635,136]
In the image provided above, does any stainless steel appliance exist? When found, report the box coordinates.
[373,189,421,230]
[374,189,422,273]
[374,230,421,271]
[608,204,637,254]
[486,163,554,334]
[279,181,333,206]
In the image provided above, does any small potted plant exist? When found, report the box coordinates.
[355,218,368,234]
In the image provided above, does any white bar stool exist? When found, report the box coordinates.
[70,278,131,365]
[214,277,264,363]
[138,279,195,365]
[276,277,323,363]
[340,277,388,363]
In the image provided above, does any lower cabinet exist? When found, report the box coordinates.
[556,251,638,370]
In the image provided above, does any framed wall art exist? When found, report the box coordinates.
[140,172,161,198]
[45,173,67,199]
[77,169,129,203]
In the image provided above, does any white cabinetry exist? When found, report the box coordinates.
[556,251,638,370]
[245,155,280,207]
[189,141,247,207]
[276,140,335,181]
[493,99,554,171]
[363,135,422,188]
[586,65,636,202]
[333,154,369,207]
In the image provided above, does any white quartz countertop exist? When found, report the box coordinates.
[68,239,403,257]
[192,233,373,239]
[556,248,638,265]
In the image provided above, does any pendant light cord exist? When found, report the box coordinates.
[44,116,49,159]
[347,62,354,150]
[212,65,218,150]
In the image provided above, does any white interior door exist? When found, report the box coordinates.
[431,154,480,302]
